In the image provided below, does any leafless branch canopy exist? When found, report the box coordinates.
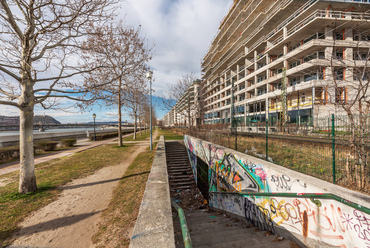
[0,0,117,109]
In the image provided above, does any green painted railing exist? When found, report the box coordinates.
[171,200,192,248]
[210,191,370,215]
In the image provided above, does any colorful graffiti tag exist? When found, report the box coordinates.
[185,135,370,248]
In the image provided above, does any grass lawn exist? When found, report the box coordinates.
[0,146,76,165]
[122,128,154,142]
[0,143,135,247]
[157,128,183,140]
[92,143,157,248]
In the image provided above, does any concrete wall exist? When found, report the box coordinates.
[184,135,370,248]
[129,136,175,248]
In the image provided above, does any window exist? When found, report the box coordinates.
[257,89,266,96]
[318,51,325,59]
[354,52,369,61]
[237,106,245,113]
[334,50,344,60]
[257,75,266,83]
[353,69,370,81]
[301,93,306,103]
[335,32,343,40]
[335,87,346,104]
[289,60,301,69]
[270,99,275,109]
[257,63,266,69]
[334,68,344,80]
[361,34,370,41]
[239,94,245,101]
[304,73,318,82]
[290,77,301,86]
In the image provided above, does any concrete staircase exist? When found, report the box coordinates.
[166,141,195,191]
[166,140,297,248]
[174,209,294,248]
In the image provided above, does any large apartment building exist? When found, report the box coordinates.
[202,0,370,127]
[163,80,202,127]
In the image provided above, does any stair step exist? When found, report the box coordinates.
[170,182,195,187]
[168,169,192,173]
[172,185,194,190]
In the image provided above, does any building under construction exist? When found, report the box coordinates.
[202,0,370,127]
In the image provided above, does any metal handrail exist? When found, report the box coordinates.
[209,191,370,215]
[171,200,192,248]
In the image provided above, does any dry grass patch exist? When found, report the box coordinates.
[92,143,157,248]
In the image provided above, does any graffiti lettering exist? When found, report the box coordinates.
[270,174,307,191]
[244,197,275,234]
[271,174,292,190]
[352,210,370,242]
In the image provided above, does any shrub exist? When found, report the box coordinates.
[36,141,58,151]
[60,139,77,147]
[89,132,118,141]
[0,146,20,162]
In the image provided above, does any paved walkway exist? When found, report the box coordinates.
[0,132,147,176]
[10,130,159,248]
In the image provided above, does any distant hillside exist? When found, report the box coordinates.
[0,115,61,125]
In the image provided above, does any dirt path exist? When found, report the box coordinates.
[10,130,159,248]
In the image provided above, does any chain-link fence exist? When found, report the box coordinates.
[183,114,370,195]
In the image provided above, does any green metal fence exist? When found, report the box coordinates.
[185,114,370,194]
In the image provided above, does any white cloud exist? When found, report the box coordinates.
[0,0,233,122]
[121,0,233,96]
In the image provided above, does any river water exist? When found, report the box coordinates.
[0,127,101,137]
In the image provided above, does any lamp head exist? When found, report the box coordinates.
[146,71,153,80]
[92,113,96,119]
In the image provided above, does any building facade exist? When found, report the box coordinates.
[163,80,202,127]
[202,0,370,127]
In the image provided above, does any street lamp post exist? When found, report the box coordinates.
[146,71,153,151]
[92,113,96,141]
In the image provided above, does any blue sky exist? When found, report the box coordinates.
[0,0,233,124]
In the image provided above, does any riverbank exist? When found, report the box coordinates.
[0,128,135,147]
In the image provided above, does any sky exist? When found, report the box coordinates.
[0,0,233,124]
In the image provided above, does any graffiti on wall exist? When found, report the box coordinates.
[210,153,267,192]
[210,193,370,248]
[185,135,269,193]
[185,135,370,248]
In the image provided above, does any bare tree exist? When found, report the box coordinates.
[123,72,148,140]
[0,0,117,193]
[164,73,198,128]
[84,21,152,146]
[143,101,157,131]
[323,21,370,190]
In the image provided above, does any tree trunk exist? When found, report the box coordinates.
[139,117,142,136]
[19,105,37,193]
[118,102,123,147]
[133,114,137,139]
[118,78,123,147]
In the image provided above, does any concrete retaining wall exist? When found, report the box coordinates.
[129,136,175,248]
[184,135,370,248]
